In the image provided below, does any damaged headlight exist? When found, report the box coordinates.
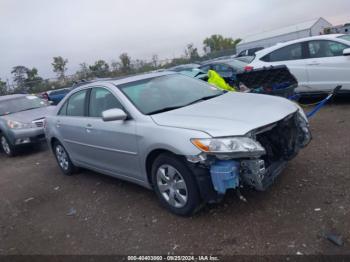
[191,137,265,158]
[297,112,312,147]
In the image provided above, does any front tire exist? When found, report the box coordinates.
[0,135,16,157]
[151,153,202,216]
[53,141,77,176]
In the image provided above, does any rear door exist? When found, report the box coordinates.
[304,40,350,92]
[56,89,91,164]
[259,42,309,92]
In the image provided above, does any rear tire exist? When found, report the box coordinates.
[151,153,202,216]
[53,141,78,176]
[0,134,16,157]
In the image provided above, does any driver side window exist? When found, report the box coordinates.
[89,87,123,117]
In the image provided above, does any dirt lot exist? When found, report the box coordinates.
[0,99,349,256]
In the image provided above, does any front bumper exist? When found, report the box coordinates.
[7,127,46,145]
[188,112,312,201]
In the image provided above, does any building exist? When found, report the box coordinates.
[236,17,332,54]
[326,23,350,34]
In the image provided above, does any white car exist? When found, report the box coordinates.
[247,34,350,94]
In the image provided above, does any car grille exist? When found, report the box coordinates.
[32,119,45,128]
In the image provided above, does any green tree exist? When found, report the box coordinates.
[203,35,241,53]
[89,60,110,78]
[76,62,91,79]
[0,78,8,95]
[52,56,68,80]
[119,53,131,73]
[11,65,28,90]
[25,68,43,92]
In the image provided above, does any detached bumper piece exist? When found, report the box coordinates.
[210,160,240,194]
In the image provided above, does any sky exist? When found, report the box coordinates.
[0,0,349,82]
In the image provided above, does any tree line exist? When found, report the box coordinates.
[0,35,241,95]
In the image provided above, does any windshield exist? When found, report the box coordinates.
[338,35,350,42]
[118,74,224,115]
[0,95,48,116]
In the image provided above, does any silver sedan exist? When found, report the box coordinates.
[45,72,311,216]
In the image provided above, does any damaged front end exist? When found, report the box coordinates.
[187,112,311,202]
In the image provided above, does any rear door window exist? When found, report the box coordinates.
[262,43,303,62]
[66,90,88,117]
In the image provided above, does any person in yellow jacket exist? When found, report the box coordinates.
[207,70,237,92]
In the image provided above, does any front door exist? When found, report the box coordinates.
[83,87,141,179]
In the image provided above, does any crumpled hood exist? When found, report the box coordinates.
[1,106,56,123]
[151,92,299,137]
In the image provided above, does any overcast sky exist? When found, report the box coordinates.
[0,0,349,81]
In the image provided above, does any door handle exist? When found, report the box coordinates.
[86,124,92,133]
[307,62,320,66]
[56,120,61,128]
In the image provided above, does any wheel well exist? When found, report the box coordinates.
[50,137,59,150]
[145,149,175,186]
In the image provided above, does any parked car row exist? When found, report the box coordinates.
[247,34,350,94]
[169,34,350,95]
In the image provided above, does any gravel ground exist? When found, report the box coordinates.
[0,99,349,256]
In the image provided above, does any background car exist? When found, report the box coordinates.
[167,63,200,72]
[0,94,53,156]
[236,47,264,57]
[198,59,248,86]
[42,88,71,105]
[45,72,310,216]
[247,34,350,94]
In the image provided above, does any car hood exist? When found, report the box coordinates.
[1,106,56,123]
[151,92,299,137]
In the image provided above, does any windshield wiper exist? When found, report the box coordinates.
[147,106,185,115]
[185,93,224,106]
[18,107,41,112]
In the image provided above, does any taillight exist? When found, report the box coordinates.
[244,66,254,72]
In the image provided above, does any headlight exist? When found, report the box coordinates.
[191,137,265,157]
[297,113,312,147]
[7,120,33,129]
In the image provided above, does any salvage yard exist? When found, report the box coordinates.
[0,99,349,255]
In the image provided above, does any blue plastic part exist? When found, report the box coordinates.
[210,160,240,194]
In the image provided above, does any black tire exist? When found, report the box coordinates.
[151,153,202,216]
[53,141,78,176]
[0,134,17,157]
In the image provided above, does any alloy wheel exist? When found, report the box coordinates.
[156,164,188,208]
[55,145,69,171]
[1,136,11,155]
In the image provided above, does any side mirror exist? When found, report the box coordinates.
[343,48,350,56]
[102,108,127,122]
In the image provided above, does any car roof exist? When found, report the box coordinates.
[70,71,176,92]
[0,94,28,102]
[255,34,347,57]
